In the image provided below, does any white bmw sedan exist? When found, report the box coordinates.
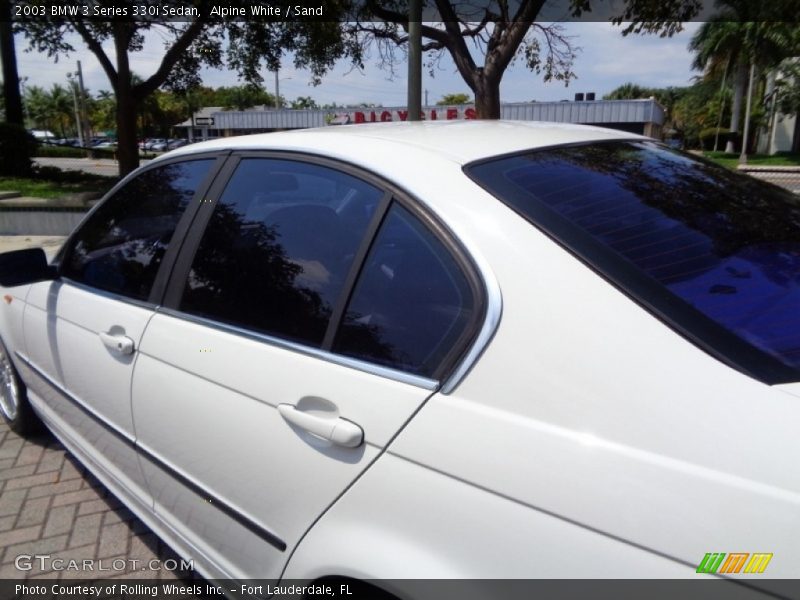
[0,121,798,590]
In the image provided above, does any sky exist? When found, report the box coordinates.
[12,21,703,107]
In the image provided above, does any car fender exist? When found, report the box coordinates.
[283,452,692,583]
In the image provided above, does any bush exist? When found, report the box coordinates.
[0,123,37,176]
[34,144,87,158]
[32,164,112,183]
[699,127,734,150]
[34,144,155,160]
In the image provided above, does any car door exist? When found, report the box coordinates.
[19,156,220,506]
[131,154,484,580]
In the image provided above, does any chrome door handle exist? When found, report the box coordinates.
[99,331,135,355]
[277,404,364,448]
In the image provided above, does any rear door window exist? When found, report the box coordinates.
[333,203,477,378]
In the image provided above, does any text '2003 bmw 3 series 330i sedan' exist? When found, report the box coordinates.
[0,121,799,598]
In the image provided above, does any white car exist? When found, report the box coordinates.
[0,121,798,593]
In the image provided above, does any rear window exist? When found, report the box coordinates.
[468,141,800,384]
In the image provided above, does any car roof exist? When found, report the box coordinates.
[160,120,645,166]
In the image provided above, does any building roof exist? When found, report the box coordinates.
[162,119,644,166]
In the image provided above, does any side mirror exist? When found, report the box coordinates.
[0,248,58,287]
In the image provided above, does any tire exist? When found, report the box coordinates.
[0,336,42,436]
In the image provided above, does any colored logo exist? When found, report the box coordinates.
[696,553,773,574]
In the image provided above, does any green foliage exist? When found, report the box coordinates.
[672,80,724,149]
[698,127,733,148]
[33,145,87,158]
[603,83,655,100]
[23,84,76,138]
[436,93,472,105]
[290,96,319,110]
[17,9,355,174]
[216,85,276,110]
[776,60,800,116]
[703,151,800,169]
[0,123,36,176]
[89,90,116,133]
[0,166,115,200]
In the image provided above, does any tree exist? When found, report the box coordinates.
[603,83,654,100]
[23,84,73,137]
[436,92,471,105]
[0,0,23,125]
[351,0,701,119]
[290,96,319,109]
[18,8,354,175]
[776,60,800,118]
[604,82,689,138]
[89,90,116,133]
[671,80,723,149]
[216,85,276,110]
[689,4,800,152]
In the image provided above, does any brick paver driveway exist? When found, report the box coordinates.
[0,420,197,581]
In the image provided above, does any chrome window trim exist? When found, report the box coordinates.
[155,307,440,391]
[440,245,503,395]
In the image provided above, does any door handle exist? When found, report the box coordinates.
[99,331,135,355]
[277,404,363,448]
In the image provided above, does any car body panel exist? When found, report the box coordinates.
[282,452,694,580]
[20,279,154,502]
[129,246,438,578]
[0,122,796,587]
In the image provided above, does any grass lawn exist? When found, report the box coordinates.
[703,151,800,170]
[0,168,116,201]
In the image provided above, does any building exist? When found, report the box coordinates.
[757,61,800,155]
[174,106,225,141]
[175,98,665,140]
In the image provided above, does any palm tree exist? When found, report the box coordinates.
[690,3,800,153]
[46,84,74,138]
[23,84,75,138]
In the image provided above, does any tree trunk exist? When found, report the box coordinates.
[115,89,139,177]
[0,0,24,125]
[725,62,747,153]
[791,113,800,153]
[474,76,501,119]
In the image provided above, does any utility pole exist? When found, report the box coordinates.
[424,89,429,107]
[76,61,89,142]
[275,68,280,108]
[68,75,84,147]
[407,0,422,121]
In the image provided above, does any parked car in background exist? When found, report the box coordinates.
[0,122,797,595]
[167,139,189,150]
[143,138,167,151]
[149,139,171,151]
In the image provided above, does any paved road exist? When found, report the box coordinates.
[0,421,198,581]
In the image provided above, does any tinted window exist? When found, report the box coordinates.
[63,160,212,301]
[333,204,475,378]
[469,141,800,381]
[180,159,383,346]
